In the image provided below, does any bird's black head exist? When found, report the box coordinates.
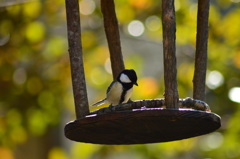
[117,69,138,86]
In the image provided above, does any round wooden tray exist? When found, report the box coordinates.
[64,108,221,145]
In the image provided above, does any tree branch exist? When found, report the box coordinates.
[101,0,125,80]
[65,0,89,119]
[162,0,179,108]
[193,0,210,101]
[89,98,211,116]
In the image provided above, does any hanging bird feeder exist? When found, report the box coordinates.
[64,0,221,145]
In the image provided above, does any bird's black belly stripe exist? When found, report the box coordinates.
[119,88,127,104]
[119,83,133,104]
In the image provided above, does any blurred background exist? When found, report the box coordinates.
[0,0,240,158]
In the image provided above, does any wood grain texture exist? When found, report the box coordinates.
[193,0,210,100]
[101,0,125,80]
[162,0,179,108]
[65,0,89,118]
[65,109,221,144]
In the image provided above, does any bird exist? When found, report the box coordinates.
[92,69,138,107]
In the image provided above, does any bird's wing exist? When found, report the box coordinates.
[92,81,116,106]
[92,98,106,106]
[106,81,116,94]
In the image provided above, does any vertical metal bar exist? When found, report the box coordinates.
[101,0,125,80]
[65,0,89,119]
[193,0,210,101]
[162,0,179,109]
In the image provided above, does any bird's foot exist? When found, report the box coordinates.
[108,104,114,111]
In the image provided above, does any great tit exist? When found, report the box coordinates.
[92,69,138,106]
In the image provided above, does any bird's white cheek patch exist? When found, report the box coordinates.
[120,73,131,83]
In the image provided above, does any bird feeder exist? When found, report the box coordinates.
[64,0,221,145]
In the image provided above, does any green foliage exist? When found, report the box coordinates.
[0,0,240,158]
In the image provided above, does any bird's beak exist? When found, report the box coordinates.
[134,82,138,86]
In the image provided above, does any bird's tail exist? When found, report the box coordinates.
[92,98,106,106]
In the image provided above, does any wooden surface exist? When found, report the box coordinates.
[162,0,179,108]
[65,109,221,145]
[65,0,89,118]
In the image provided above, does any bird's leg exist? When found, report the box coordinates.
[108,104,114,111]
[127,99,134,103]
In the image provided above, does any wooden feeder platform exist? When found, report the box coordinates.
[65,108,221,145]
